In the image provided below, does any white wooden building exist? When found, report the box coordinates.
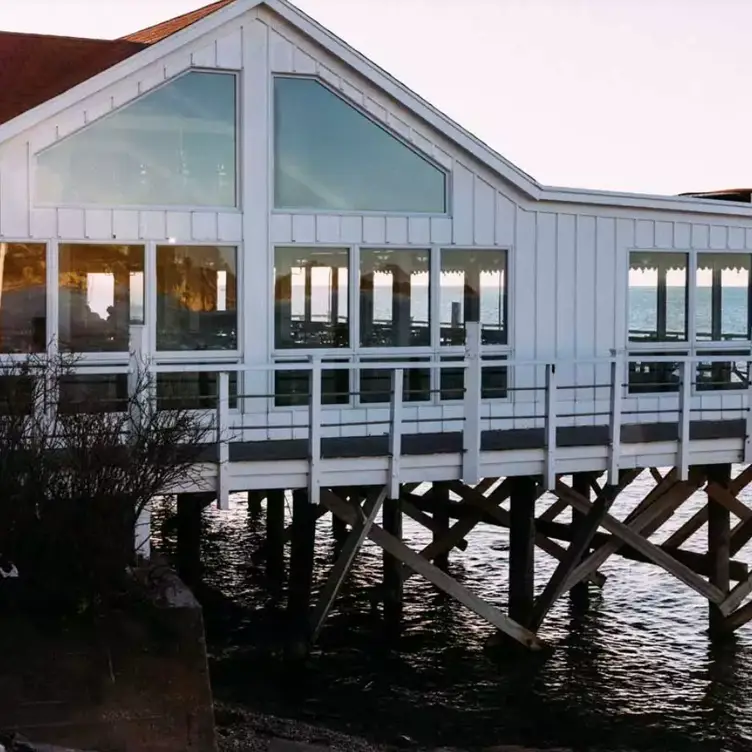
[2,0,752,504]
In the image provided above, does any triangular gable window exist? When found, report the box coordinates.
[274,76,447,214]
[36,71,237,208]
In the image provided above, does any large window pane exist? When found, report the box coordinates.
[274,77,446,213]
[37,71,236,208]
[156,245,237,352]
[359,358,430,404]
[629,252,687,342]
[274,247,348,349]
[59,244,143,352]
[440,249,507,346]
[696,254,751,342]
[0,242,46,353]
[156,372,238,411]
[58,374,129,414]
[360,249,429,347]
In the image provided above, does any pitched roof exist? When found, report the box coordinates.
[121,0,236,44]
[0,31,146,126]
[0,1,235,126]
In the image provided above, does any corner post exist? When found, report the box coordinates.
[389,369,404,499]
[544,364,557,490]
[463,321,482,484]
[308,357,322,505]
[216,371,230,511]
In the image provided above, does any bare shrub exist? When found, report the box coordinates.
[0,352,216,615]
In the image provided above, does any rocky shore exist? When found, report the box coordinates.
[214,703,573,752]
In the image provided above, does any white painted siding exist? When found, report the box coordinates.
[0,4,751,441]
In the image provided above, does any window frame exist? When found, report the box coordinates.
[152,241,243,362]
[32,69,242,213]
[269,242,514,410]
[270,74,451,218]
[626,248,752,396]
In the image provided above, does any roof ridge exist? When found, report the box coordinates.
[121,0,235,44]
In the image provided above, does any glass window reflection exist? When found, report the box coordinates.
[0,242,46,353]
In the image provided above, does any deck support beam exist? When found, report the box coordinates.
[432,482,451,571]
[508,476,536,626]
[707,464,732,639]
[176,493,209,586]
[287,489,317,658]
[382,493,404,629]
[569,473,592,611]
[266,489,286,593]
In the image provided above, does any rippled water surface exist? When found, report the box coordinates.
[155,469,752,751]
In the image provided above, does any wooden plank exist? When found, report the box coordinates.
[723,599,752,632]
[401,499,469,552]
[663,506,708,548]
[538,497,568,523]
[320,490,544,649]
[707,466,732,636]
[449,480,606,587]
[706,481,752,523]
[509,476,537,625]
[530,489,615,630]
[563,471,693,591]
[719,571,752,616]
[310,487,386,642]
[556,479,725,604]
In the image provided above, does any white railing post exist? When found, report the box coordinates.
[746,356,752,463]
[308,357,322,505]
[463,322,482,484]
[389,368,404,499]
[608,358,623,485]
[128,323,149,438]
[216,371,230,510]
[134,503,151,561]
[544,363,557,490]
[678,359,691,481]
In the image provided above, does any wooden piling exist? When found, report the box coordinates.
[508,475,536,626]
[287,489,316,657]
[570,473,592,611]
[247,491,263,517]
[332,489,351,548]
[382,493,404,629]
[707,463,732,638]
[266,489,285,593]
[176,493,205,586]
[432,482,451,571]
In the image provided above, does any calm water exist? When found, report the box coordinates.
[155,470,752,752]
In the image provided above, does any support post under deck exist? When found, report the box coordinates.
[433,482,451,572]
[570,473,592,611]
[707,463,732,638]
[176,493,205,586]
[287,489,317,658]
[266,490,286,594]
[508,475,537,627]
[382,493,404,631]
[247,491,263,517]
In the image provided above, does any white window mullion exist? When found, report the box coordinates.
[145,241,157,362]
[687,250,697,353]
[350,244,360,406]
[46,239,59,358]
[429,244,441,403]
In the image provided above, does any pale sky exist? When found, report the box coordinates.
[3,0,752,197]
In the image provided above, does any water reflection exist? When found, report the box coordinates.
[154,469,752,751]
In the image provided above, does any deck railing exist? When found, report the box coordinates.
[2,323,751,506]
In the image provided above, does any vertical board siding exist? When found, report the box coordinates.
[555,213,577,387]
[595,217,616,403]
[513,209,536,405]
[216,28,243,69]
[575,215,596,413]
[452,163,474,245]
[615,218,635,350]
[535,212,556,360]
[473,177,495,245]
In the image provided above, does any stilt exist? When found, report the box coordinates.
[332,489,350,548]
[382,493,404,630]
[248,490,263,517]
[508,475,536,626]
[287,488,316,658]
[707,463,732,638]
[266,489,285,593]
[432,482,451,571]
[176,493,204,586]
[570,473,592,611]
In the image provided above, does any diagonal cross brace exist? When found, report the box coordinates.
[310,487,387,643]
[320,489,544,650]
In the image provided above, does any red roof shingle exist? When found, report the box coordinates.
[121,0,235,45]
[0,0,235,127]
[0,32,146,125]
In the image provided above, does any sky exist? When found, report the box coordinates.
[3,0,752,197]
